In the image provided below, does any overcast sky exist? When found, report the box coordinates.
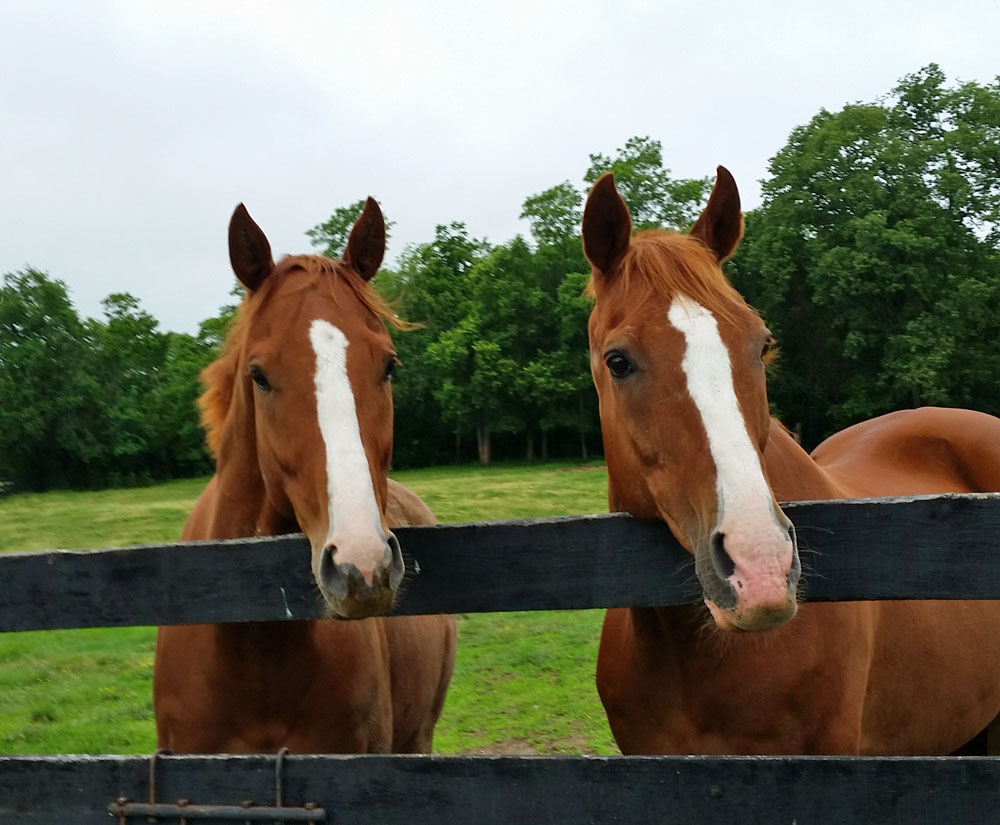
[2,0,998,333]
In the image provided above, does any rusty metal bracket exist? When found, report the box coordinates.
[109,748,325,823]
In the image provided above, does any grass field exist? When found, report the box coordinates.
[0,461,619,755]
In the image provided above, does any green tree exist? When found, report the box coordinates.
[732,65,1000,446]
[307,200,395,259]
[89,293,168,484]
[521,181,588,295]
[390,222,488,332]
[509,269,600,461]
[375,223,489,466]
[0,269,102,489]
[549,270,600,458]
[425,237,549,463]
[147,331,214,478]
[197,283,244,352]
[584,136,711,229]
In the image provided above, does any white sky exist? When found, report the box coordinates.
[2,0,998,333]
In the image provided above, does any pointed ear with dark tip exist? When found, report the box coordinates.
[690,165,744,262]
[343,197,386,282]
[228,204,274,291]
[582,173,633,277]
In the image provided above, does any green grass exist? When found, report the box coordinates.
[391,460,608,523]
[0,460,618,755]
[0,478,209,553]
[0,627,156,753]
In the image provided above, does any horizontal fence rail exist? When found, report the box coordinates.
[1,753,999,825]
[1,493,998,632]
[2,494,1000,824]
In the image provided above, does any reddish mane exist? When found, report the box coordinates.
[588,229,747,324]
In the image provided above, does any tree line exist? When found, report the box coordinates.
[1,64,997,491]
[0,276,236,490]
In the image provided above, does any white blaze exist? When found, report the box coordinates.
[309,319,387,562]
[667,296,778,533]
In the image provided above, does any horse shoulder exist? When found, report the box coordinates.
[386,478,437,527]
[180,476,219,540]
[382,478,455,751]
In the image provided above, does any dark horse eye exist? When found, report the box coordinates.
[605,353,634,379]
[249,365,271,392]
[761,337,775,360]
[383,355,399,382]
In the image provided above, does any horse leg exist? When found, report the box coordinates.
[948,713,1000,756]
[393,724,436,754]
[950,727,988,756]
[988,713,1000,755]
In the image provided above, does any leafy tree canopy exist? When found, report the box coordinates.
[584,135,711,229]
[732,64,1000,446]
[306,199,396,259]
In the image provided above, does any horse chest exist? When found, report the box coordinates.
[156,621,393,753]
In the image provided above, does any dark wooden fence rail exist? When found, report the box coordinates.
[2,754,999,825]
[2,493,999,632]
[1,493,999,824]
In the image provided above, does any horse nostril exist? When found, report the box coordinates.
[710,531,736,581]
[319,544,351,599]
[319,539,402,600]
[786,524,801,585]
[386,533,404,590]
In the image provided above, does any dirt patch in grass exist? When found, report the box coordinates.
[459,738,542,755]
[458,734,602,755]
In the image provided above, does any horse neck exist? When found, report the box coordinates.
[201,381,298,540]
[195,386,310,654]
[761,418,844,502]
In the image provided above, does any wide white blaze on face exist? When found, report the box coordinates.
[309,319,387,573]
[666,295,782,543]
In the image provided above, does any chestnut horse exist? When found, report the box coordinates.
[154,200,456,753]
[584,167,1000,755]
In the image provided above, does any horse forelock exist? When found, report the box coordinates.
[588,230,748,326]
[199,254,405,457]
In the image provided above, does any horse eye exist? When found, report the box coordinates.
[605,353,634,379]
[383,355,399,382]
[761,337,775,360]
[249,365,271,392]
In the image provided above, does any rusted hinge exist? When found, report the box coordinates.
[108,748,325,823]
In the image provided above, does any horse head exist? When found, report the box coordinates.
[584,168,800,631]
[207,199,404,619]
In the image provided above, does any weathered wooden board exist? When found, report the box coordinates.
[1,494,998,631]
[1,753,998,825]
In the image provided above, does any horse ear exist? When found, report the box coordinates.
[690,166,744,262]
[582,173,633,276]
[228,204,274,291]
[343,197,386,282]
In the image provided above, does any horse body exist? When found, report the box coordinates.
[585,169,1000,755]
[154,201,455,754]
[811,406,1000,496]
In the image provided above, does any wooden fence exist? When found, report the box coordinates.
[1,493,999,823]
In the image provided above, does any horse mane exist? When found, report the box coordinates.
[200,254,405,457]
[588,229,747,324]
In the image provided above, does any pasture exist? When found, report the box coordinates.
[0,461,618,755]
